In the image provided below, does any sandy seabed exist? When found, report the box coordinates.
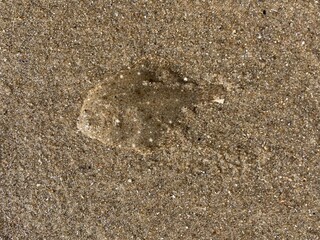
[0,1,319,239]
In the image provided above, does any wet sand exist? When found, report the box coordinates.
[1,1,319,239]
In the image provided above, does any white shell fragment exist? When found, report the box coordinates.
[213,98,225,104]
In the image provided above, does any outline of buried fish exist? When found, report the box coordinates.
[77,56,226,154]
